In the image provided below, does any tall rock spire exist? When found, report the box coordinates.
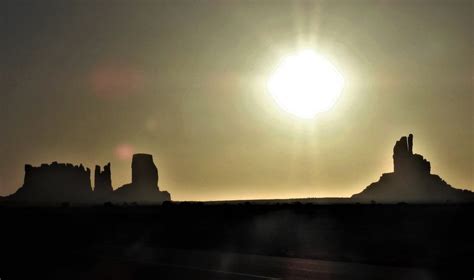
[408,134,413,154]
[94,163,113,195]
[393,134,429,174]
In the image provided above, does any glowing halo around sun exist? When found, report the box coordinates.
[267,50,344,119]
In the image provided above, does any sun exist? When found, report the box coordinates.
[268,50,344,119]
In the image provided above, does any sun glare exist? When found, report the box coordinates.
[268,50,344,119]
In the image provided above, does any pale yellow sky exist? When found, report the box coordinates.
[1,1,472,201]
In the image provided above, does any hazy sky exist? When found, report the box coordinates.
[1,0,472,201]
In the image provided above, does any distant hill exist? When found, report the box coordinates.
[352,134,474,203]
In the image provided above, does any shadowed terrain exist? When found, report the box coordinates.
[0,203,472,279]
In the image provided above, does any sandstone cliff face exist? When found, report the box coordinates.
[10,162,93,202]
[352,134,473,203]
[114,154,171,203]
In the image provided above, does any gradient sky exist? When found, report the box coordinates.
[1,0,472,201]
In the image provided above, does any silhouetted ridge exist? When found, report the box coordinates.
[352,134,473,203]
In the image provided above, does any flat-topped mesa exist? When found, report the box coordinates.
[393,134,430,175]
[94,163,113,194]
[12,162,93,202]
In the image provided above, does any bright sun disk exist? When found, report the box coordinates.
[268,50,344,119]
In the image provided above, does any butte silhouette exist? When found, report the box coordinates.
[352,134,473,203]
[3,153,171,204]
[114,153,171,203]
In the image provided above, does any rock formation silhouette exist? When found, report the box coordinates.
[4,154,171,204]
[114,154,171,203]
[94,163,113,197]
[393,134,430,175]
[9,162,93,203]
[352,134,474,203]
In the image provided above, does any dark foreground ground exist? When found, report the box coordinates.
[0,203,473,279]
